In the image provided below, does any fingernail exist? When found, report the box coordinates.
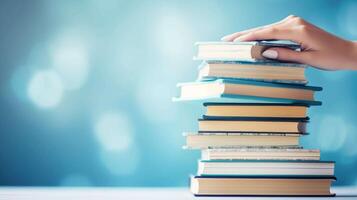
[220,35,231,41]
[262,49,278,59]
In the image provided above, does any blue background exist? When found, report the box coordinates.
[1,0,357,186]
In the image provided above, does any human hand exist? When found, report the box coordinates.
[221,15,357,70]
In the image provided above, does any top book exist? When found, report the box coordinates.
[195,40,300,62]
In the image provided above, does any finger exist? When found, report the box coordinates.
[221,26,270,41]
[233,27,300,42]
[221,18,290,41]
[221,15,295,42]
[261,47,311,64]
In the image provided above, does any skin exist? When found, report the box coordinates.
[221,15,357,70]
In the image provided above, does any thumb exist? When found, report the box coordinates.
[261,47,310,64]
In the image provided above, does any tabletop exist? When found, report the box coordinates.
[0,187,357,200]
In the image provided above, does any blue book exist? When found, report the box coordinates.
[173,79,322,106]
[195,40,301,62]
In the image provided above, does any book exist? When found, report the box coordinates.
[190,176,336,196]
[198,118,307,133]
[195,40,301,61]
[201,148,320,161]
[203,102,308,118]
[198,61,307,84]
[184,132,300,149]
[197,160,335,176]
[175,79,322,105]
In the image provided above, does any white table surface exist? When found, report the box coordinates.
[0,187,356,200]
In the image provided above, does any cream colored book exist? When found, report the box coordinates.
[198,119,307,133]
[204,102,308,118]
[201,148,320,160]
[198,61,307,83]
[184,133,300,149]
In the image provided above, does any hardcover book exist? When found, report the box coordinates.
[197,160,335,176]
[198,118,307,133]
[195,40,301,61]
[198,61,307,84]
[190,175,336,196]
[184,132,301,149]
[203,102,309,118]
[174,79,322,105]
[201,148,320,160]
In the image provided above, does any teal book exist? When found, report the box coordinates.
[173,79,322,106]
[195,40,301,62]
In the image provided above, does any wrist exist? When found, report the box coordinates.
[347,41,357,70]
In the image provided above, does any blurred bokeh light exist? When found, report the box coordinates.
[27,70,64,108]
[0,0,357,186]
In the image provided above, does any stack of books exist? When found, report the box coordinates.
[174,41,336,197]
